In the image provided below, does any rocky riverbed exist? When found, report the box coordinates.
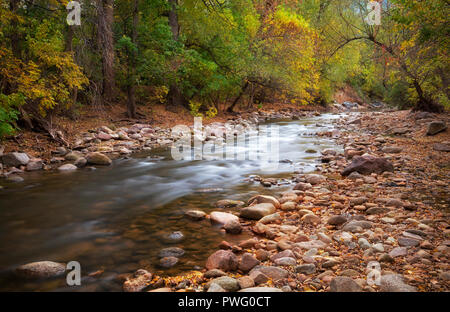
[2,109,449,292]
[121,110,449,292]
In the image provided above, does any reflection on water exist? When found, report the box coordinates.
[0,114,343,291]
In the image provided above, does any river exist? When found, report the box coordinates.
[0,113,345,291]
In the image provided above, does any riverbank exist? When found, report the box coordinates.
[0,103,324,181]
[120,109,449,292]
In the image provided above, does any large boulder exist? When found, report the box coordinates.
[427,121,447,136]
[206,250,238,272]
[342,155,394,176]
[86,152,112,166]
[16,261,66,279]
[2,152,30,167]
[240,203,276,220]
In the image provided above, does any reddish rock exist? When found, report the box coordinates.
[238,253,260,272]
[206,250,239,272]
[342,155,394,176]
[255,249,270,261]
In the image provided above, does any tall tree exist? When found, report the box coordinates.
[97,0,116,103]
[166,0,186,109]
[126,0,139,118]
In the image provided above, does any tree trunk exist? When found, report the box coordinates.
[412,80,444,113]
[97,0,115,103]
[168,0,179,40]
[166,0,186,110]
[127,0,138,118]
[227,81,249,113]
[9,0,20,58]
[65,24,78,117]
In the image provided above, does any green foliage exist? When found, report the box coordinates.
[0,93,23,138]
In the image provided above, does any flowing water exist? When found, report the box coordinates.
[0,113,344,291]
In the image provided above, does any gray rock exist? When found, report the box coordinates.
[162,231,184,243]
[207,283,227,292]
[26,160,43,171]
[159,256,178,268]
[64,151,83,161]
[327,215,348,226]
[389,247,408,258]
[240,203,276,220]
[204,269,227,278]
[398,237,420,247]
[207,276,239,292]
[329,277,362,292]
[382,146,402,154]
[158,247,185,258]
[433,143,450,152]
[16,261,66,279]
[215,199,245,208]
[86,152,112,165]
[295,264,316,274]
[74,157,87,168]
[358,238,371,250]
[342,220,373,232]
[270,250,296,261]
[58,164,77,171]
[7,175,24,182]
[274,257,296,266]
[427,121,447,136]
[2,152,29,167]
[224,219,242,234]
[366,207,389,215]
[295,240,328,250]
[347,171,364,180]
[380,274,417,292]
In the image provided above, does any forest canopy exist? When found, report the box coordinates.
[0,0,448,137]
